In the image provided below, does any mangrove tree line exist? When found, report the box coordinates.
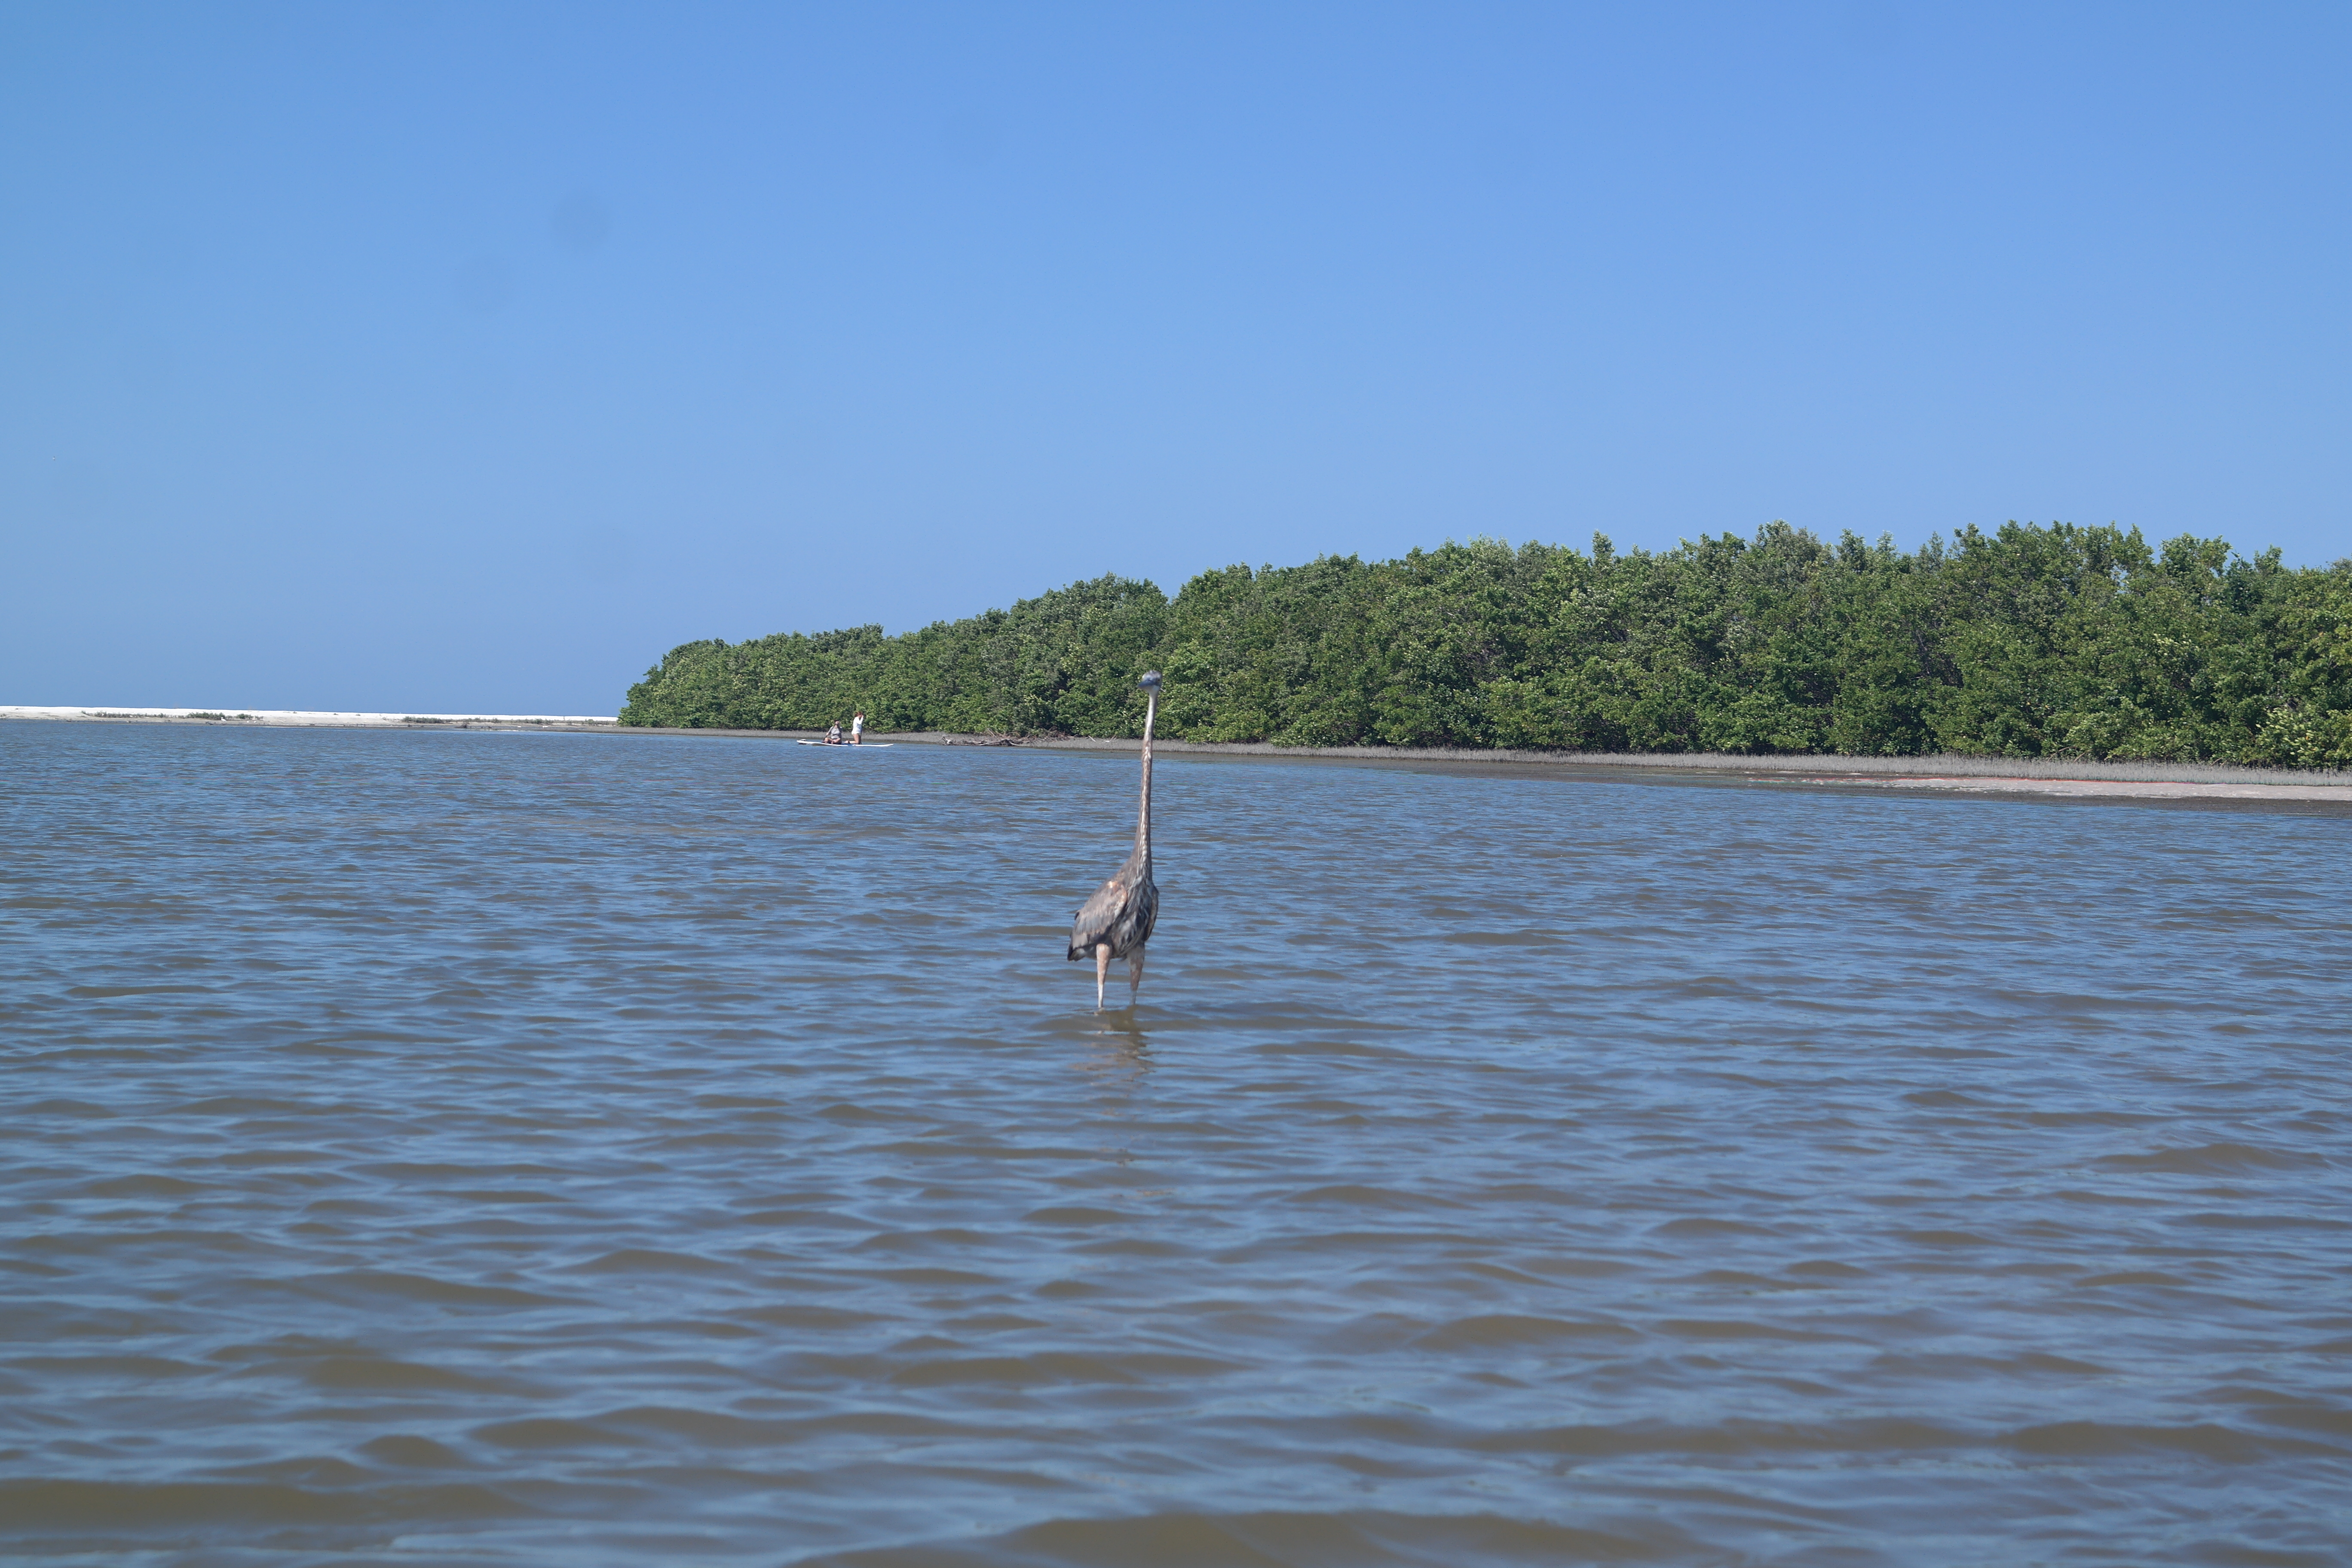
[620,522,2352,767]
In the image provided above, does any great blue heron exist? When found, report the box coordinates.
[1067,671,1162,1011]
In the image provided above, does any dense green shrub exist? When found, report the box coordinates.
[620,523,2352,767]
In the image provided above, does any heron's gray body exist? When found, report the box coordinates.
[1067,848,1158,962]
[1068,673,1162,1008]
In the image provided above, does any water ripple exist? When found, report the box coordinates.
[2,722,2348,1565]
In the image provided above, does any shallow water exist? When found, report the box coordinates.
[3,721,2348,1567]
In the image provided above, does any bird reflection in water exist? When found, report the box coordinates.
[1077,1020,1152,1083]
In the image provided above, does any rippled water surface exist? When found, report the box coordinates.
[5,722,2350,1567]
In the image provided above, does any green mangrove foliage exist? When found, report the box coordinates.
[620,522,2352,767]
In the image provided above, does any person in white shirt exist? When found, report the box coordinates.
[851,711,865,745]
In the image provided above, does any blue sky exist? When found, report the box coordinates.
[4,2,2345,714]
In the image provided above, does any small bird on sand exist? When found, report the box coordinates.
[1067,671,1162,1011]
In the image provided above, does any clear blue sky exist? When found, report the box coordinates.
[4,2,2345,714]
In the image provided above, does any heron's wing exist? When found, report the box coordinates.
[1126,873,1159,949]
[1067,874,1130,959]
[1068,854,1158,959]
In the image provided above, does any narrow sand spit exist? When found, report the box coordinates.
[1765,772,2351,802]
[9,706,2345,805]
[0,705,620,730]
[921,732,2352,806]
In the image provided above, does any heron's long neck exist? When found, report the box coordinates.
[1133,692,1155,863]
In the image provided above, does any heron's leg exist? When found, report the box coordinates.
[1127,943,1146,1005]
[1094,943,1110,1011]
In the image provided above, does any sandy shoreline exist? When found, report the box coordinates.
[10,705,2347,808]
[0,705,622,730]
[986,735,2352,809]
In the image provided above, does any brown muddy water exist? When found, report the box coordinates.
[3,722,2348,1567]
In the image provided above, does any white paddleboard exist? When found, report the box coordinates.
[796,740,894,747]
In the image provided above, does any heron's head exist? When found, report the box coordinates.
[1137,670,1163,692]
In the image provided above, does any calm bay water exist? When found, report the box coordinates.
[3,722,2348,1567]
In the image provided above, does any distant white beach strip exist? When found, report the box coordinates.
[10,705,2346,805]
[0,706,619,729]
